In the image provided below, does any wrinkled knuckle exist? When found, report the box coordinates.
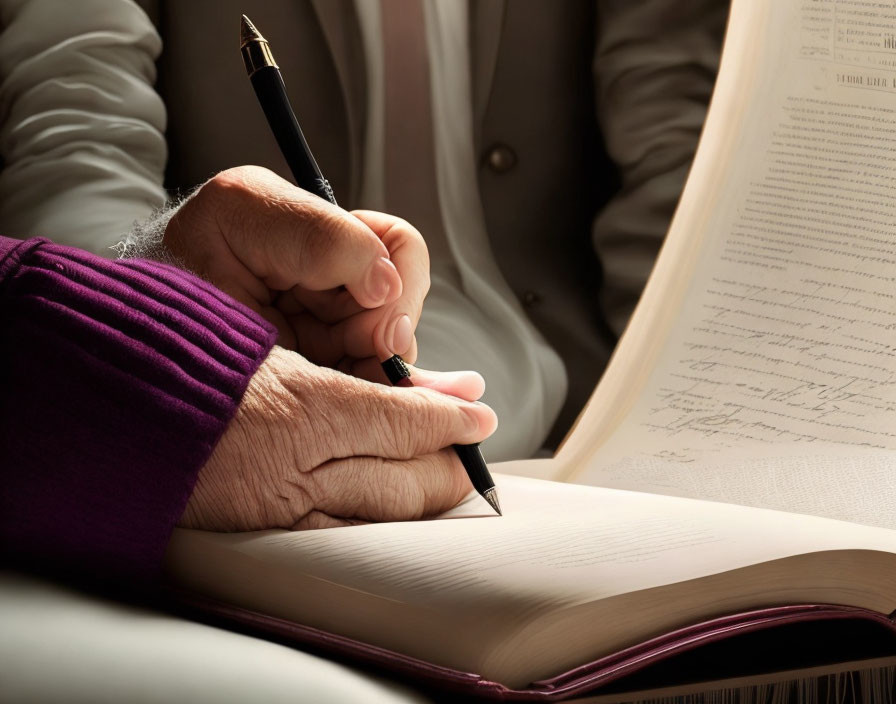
[379,392,418,458]
[382,217,415,244]
[413,390,454,450]
[363,457,406,518]
[197,169,264,230]
[309,461,353,512]
[254,354,331,464]
[372,461,421,520]
[413,453,456,518]
[206,167,252,199]
[316,372,384,457]
[412,383,455,423]
[205,166,285,233]
[297,370,350,462]
[288,474,316,515]
[388,219,430,259]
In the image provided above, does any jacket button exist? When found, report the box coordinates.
[484,144,517,173]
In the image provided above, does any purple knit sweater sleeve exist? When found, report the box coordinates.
[0,236,277,579]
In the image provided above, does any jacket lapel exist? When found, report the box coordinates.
[469,0,505,150]
[309,0,367,205]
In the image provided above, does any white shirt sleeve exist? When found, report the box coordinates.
[0,0,167,255]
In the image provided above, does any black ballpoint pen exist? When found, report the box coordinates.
[239,15,502,516]
[381,355,501,516]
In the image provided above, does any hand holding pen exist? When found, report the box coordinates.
[240,15,502,514]
[166,166,413,362]
[165,170,499,532]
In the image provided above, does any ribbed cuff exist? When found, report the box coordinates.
[0,237,277,581]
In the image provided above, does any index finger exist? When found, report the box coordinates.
[287,368,498,467]
[301,449,471,524]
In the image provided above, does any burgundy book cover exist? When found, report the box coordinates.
[166,591,896,701]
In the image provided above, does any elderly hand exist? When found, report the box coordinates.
[164,166,429,381]
[179,347,498,531]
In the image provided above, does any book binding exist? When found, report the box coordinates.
[168,591,896,701]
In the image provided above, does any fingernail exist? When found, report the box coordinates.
[473,401,498,437]
[462,405,482,434]
[388,314,413,355]
[365,257,397,305]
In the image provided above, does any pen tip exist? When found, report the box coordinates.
[240,14,264,45]
[483,488,502,516]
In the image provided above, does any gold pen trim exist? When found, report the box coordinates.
[240,14,278,76]
[241,40,278,76]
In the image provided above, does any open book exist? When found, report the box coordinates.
[164,0,896,699]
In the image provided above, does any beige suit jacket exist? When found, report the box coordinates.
[143,0,727,442]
